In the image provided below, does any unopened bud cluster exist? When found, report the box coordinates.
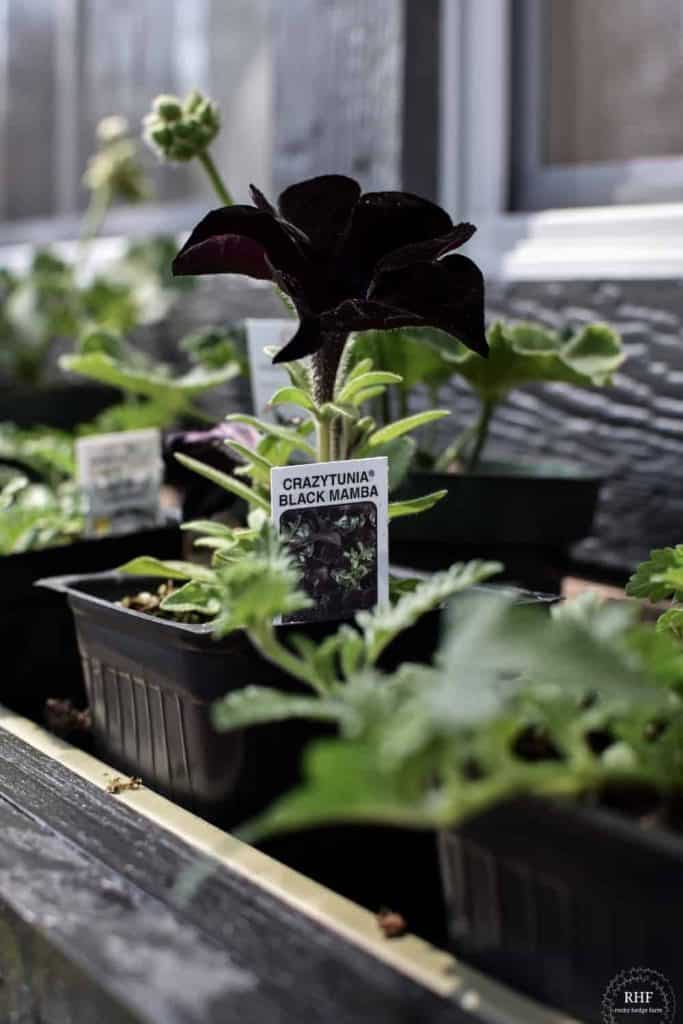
[143,90,220,163]
[83,116,149,203]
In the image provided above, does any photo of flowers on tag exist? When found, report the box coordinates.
[281,502,378,623]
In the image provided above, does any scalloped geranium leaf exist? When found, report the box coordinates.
[626,546,683,603]
[60,351,240,411]
[439,320,624,401]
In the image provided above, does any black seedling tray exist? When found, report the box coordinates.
[38,571,557,821]
[0,382,119,429]
[439,796,683,1023]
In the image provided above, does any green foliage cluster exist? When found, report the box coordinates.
[202,546,683,841]
[61,321,243,430]
[627,546,683,642]
[356,320,624,473]
[0,472,83,555]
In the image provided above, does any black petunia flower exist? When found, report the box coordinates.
[172,175,487,364]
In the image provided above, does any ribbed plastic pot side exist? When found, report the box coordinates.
[438,796,683,1024]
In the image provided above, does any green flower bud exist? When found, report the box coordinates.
[184,89,203,113]
[153,95,183,122]
[149,124,173,147]
[143,89,220,164]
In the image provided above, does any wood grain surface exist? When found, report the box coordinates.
[0,727,486,1024]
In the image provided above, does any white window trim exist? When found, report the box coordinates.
[439,0,683,281]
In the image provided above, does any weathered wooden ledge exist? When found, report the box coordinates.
[0,707,578,1024]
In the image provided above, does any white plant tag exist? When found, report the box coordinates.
[76,428,163,537]
[271,456,389,624]
[244,318,304,422]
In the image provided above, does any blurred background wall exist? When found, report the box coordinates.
[0,0,681,568]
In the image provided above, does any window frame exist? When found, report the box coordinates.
[512,0,683,212]
[439,0,683,281]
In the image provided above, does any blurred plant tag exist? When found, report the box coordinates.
[76,428,163,536]
[271,456,389,624]
[244,318,306,422]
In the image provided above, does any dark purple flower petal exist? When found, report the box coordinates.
[249,184,276,215]
[335,192,453,284]
[272,318,323,363]
[375,222,476,275]
[172,206,310,281]
[367,254,488,356]
[278,175,361,254]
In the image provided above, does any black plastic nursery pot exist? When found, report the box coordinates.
[3,523,181,718]
[0,381,119,429]
[391,460,603,592]
[36,571,449,818]
[439,796,682,1024]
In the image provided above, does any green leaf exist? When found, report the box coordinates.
[346,358,374,383]
[60,351,240,412]
[174,452,270,512]
[442,320,625,402]
[225,414,317,459]
[159,579,220,616]
[269,386,318,413]
[352,329,455,391]
[656,608,683,642]
[212,686,343,732]
[224,441,274,487]
[363,410,450,447]
[357,560,503,665]
[180,519,236,538]
[337,371,402,403]
[626,547,683,602]
[388,490,447,520]
[318,402,358,425]
[116,556,216,582]
[368,437,416,491]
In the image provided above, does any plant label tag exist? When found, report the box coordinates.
[76,428,163,537]
[244,318,307,422]
[271,456,389,624]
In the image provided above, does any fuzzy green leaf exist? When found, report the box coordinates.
[212,686,343,732]
[174,452,270,511]
[363,410,450,447]
[225,414,317,458]
[116,556,216,582]
[357,560,502,665]
[337,371,402,403]
[269,386,318,413]
[158,579,220,616]
[388,490,447,520]
[60,351,239,410]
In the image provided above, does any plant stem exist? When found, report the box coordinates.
[250,623,328,694]
[197,149,234,206]
[317,418,331,462]
[80,185,112,246]
[434,422,477,472]
[311,332,348,462]
[465,397,496,474]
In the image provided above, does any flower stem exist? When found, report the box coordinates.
[317,418,331,462]
[80,185,112,246]
[197,149,234,206]
[465,397,496,474]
